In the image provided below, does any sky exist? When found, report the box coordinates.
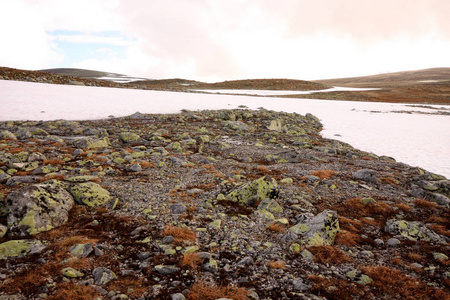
[1,0,449,82]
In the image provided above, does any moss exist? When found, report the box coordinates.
[290,224,310,234]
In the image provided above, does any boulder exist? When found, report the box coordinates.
[6,181,74,236]
[226,176,279,206]
[119,132,141,143]
[0,239,45,259]
[385,219,444,243]
[0,130,16,140]
[68,182,111,207]
[289,210,340,246]
[92,267,117,285]
[353,169,377,183]
[73,136,110,149]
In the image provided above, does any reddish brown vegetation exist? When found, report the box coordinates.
[267,222,286,233]
[162,224,197,243]
[308,275,364,300]
[47,283,101,300]
[309,246,353,265]
[187,281,249,300]
[268,260,287,269]
[311,170,338,179]
[181,253,202,269]
[362,265,449,299]
[414,198,438,209]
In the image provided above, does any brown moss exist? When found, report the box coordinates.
[335,230,360,247]
[163,224,196,243]
[268,260,286,269]
[108,276,148,298]
[43,159,65,165]
[311,170,338,180]
[308,275,364,300]
[414,198,438,209]
[47,283,101,300]
[362,265,449,299]
[267,222,286,233]
[309,246,353,265]
[181,252,202,269]
[396,203,412,212]
[187,281,250,300]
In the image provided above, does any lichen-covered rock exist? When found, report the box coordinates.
[74,136,110,149]
[0,130,16,140]
[119,132,141,143]
[92,267,117,285]
[61,267,84,278]
[6,181,74,236]
[68,182,111,207]
[257,198,283,214]
[289,210,340,246]
[69,243,94,258]
[226,176,279,206]
[384,219,444,243]
[0,239,45,259]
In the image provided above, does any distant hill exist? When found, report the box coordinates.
[187,78,329,91]
[40,68,149,83]
[315,68,450,88]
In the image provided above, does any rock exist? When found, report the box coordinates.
[27,152,47,162]
[0,240,45,259]
[152,265,180,275]
[68,182,111,207]
[0,225,7,238]
[6,176,39,186]
[169,203,186,214]
[169,157,186,167]
[353,169,377,183]
[61,267,84,278]
[289,210,340,246]
[433,252,448,261]
[74,136,110,149]
[129,163,142,172]
[0,130,17,140]
[428,193,450,208]
[268,119,282,132]
[69,243,94,258]
[171,293,186,300]
[226,176,279,206]
[92,267,117,285]
[15,128,31,140]
[119,132,141,143]
[257,198,283,214]
[385,219,444,243]
[237,256,253,266]
[292,278,310,291]
[387,238,400,247]
[6,181,74,236]
[225,120,249,131]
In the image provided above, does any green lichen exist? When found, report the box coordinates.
[68,182,111,207]
[0,240,44,259]
[226,176,279,206]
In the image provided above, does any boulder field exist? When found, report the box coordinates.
[0,109,448,299]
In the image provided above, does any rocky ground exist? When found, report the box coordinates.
[0,108,449,299]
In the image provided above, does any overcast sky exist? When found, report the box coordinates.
[1,0,449,82]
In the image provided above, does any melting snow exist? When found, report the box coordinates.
[1,80,449,178]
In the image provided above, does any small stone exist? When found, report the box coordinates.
[387,238,401,247]
[152,265,180,275]
[129,163,142,172]
[292,278,310,291]
[69,243,93,258]
[171,293,186,300]
[92,267,117,285]
[208,219,222,229]
[169,204,186,214]
[237,256,253,266]
[61,267,84,278]
[433,252,448,261]
[353,169,377,183]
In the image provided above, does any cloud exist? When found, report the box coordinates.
[0,0,63,69]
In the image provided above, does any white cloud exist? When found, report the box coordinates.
[0,0,63,69]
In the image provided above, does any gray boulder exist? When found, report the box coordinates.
[289,210,340,246]
[353,169,377,183]
[6,181,74,236]
[385,219,444,243]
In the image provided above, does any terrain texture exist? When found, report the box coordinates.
[2,67,449,104]
[0,108,449,299]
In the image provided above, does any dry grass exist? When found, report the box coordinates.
[380,176,398,185]
[43,159,65,165]
[267,222,286,233]
[47,283,101,300]
[414,198,438,209]
[311,170,338,180]
[108,277,148,298]
[427,224,450,237]
[308,275,364,300]
[138,160,156,168]
[338,198,394,220]
[181,253,202,269]
[362,265,449,299]
[187,281,249,300]
[162,224,196,243]
[395,203,412,212]
[309,246,353,265]
[38,174,66,182]
[335,230,361,247]
[268,260,286,269]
